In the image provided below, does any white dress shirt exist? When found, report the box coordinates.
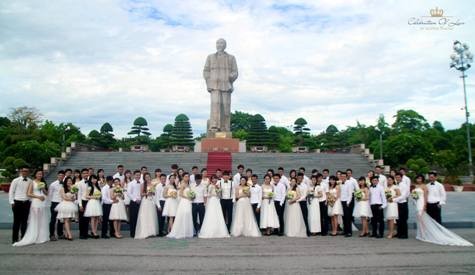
[101,184,113,204]
[303,175,312,186]
[8,176,32,204]
[402,175,411,187]
[190,182,206,203]
[377,174,388,189]
[297,182,308,202]
[218,179,235,201]
[274,180,286,206]
[113,172,125,183]
[127,180,142,202]
[393,179,410,203]
[48,180,62,203]
[250,184,262,208]
[369,184,387,208]
[77,179,90,207]
[341,178,358,202]
[232,173,241,187]
[427,181,447,205]
[155,183,166,202]
[280,175,290,190]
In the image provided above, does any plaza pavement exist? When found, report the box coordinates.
[0,229,474,274]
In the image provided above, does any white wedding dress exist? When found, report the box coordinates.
[414,187,472,246]
[135,195,158,239]
[13,181,50,246]
[259,185,280,229]
[307,186,321,233]
[230,189,261,237]
[284,192,307,238]
[167,187,194,239]
[199,185,230,238]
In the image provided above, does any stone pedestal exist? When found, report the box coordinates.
[201,137,241,153]
[207,131,233,139]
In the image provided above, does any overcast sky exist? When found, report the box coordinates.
[1,0,474,137]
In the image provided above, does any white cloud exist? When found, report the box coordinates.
[0,0,474,137]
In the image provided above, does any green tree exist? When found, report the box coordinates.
[383,133,433,166]
[392,109,430,133]
[326,125,339,135]
[170,114,194,147]
[268,126,293,152]
[128,117,151,138]
[406,158,430,177]
[0,117,11,128]
[293,118,310,135]
[156,124,174,150]
[232,129,248,140]
[2,156,28,181]
[247,114,270,146]
[100,122,113,133]
[231,111,254,131]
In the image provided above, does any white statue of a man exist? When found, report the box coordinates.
[203,38,238,136]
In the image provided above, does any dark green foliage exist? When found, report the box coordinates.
[247,114,270,146]
[171,114,194,147]
[128,117,151,137]
[231,111,253,132]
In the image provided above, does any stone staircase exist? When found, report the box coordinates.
[233,153,373,178]
[45,151,373,182]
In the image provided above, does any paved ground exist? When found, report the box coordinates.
[2,192,475,228]
[0,229,474,274]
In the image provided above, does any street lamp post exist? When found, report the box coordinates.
[450,40,474,178]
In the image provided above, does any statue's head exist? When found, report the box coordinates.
[216,38,226,52]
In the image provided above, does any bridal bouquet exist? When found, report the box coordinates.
[114,186,123,194]
[169,189,178,198]
[267,192,274,204]
[37,182,46,190]
[354,189,363,201]
[242,186,250,195]
[327,194,336,207]
[214,186,222,196]
[147,185,156,195]
[385,188,393,200]
[187,190,196,199]
[70,185,79,194]
[411,190,419,200]
[93,190,102,199]
[286,191,295,200]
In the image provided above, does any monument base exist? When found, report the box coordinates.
[201,137,241,153]
[207,131,233,139]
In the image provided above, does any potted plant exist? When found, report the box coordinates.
[443,175,463,192]
[453,178,464,192]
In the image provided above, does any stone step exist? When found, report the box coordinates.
[46,152,373,183]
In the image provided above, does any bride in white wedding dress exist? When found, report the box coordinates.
[413,175,472,247]
[230,177,261,237]
[167,174,194,239]
[199,176,230,238]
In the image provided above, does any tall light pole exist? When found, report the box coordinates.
[450,40,474,178]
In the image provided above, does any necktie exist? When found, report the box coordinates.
[23,177,27,181]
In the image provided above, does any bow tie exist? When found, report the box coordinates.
[23,178,27,181]
[430,182,435,185]
[371,185,376,188]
